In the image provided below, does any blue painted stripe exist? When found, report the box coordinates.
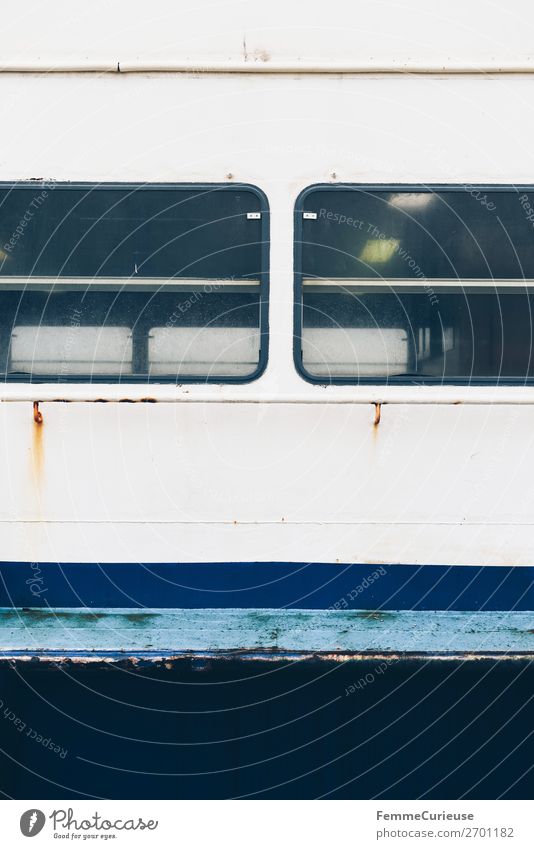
[1,608,533,654]
[1,561,533,610]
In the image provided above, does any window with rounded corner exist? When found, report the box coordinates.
[0,182,268,383]
[295,185,534,385]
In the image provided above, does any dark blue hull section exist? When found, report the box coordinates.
[2,561,533,610]
[0,654,532,799]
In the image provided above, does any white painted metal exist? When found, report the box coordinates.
[1,1,534,570]
[1,0,533,74]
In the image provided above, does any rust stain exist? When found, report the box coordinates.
[373,402,381,427]
[16,609,107,621]
[118,398,157,404]
[31,401,44,485]
[123,612,159,623]
[352,611,395,620]
[45,397,158,404]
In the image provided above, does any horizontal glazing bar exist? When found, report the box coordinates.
[303,278,534,293]
[0,277,260,293]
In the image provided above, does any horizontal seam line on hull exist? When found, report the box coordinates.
[1,66,534,76]
[4,398,534,405]
[0,652,532,662]
[0,519,532,526]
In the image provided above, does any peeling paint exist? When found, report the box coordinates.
[2,608,534,655]
[0,650,533,668]
[18,609,107,621]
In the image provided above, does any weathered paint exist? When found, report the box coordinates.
[0,1,533,801]
[2,651,533,667]
[0,401,534,569]
[1,0,533,74]
[30,401,44,488]
[0,16,533,607]
[1,608,533,654]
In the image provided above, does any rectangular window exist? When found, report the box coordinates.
[295,186,534,384]
[0,183,268,382]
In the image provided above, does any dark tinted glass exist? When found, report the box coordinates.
[0,184,266,382]
[298,187,534,383]
[301,188,534,280]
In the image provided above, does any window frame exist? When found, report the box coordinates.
[294,183,534,386]
[0,181,269,385]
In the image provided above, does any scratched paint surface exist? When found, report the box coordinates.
[0,71,534,574]
[0,608,533,653]
[3,400,534,569]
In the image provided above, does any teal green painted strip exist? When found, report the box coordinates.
[0,608,533,654]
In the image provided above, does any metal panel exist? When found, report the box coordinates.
[0,654,532,799]
[1,0,533,73]
[1,608,533,654]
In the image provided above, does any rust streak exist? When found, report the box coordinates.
[31,402,44,485]
[373,402,381,427]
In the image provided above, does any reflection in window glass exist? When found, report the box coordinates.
[0,185,267,382]
[297,188,534,383]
